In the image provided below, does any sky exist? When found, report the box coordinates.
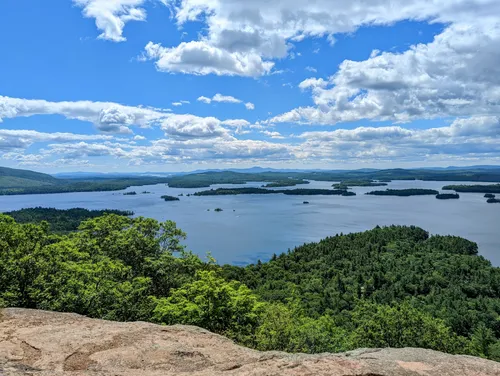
[0,0,499,173]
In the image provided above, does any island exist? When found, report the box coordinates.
[193,187,356,196]
[436,193,460,200]
[161,195,180,201]
[366,189,439,196]
[487,198,500,203]
[442,184,500,193]
[484,194,496,198]
[123,191,137,196]
[262,179,310,188]
[214,208,223,212]
[332,180,388,189]
[303,201,309,204]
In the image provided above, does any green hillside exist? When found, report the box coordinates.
[0,166,58,188]
[0,166,171,195]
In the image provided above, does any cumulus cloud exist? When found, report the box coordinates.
[271,21,500,125]
[197,93,254,109]
[146,0,500,77]
[142,41,274,77]
[295,116,500,161]
[0,96,241,139]
[0,129,114,150]
[261,130,285,139]
[212,94,241,103]
[73,0,147,42]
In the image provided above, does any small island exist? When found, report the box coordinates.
[443,184,500,193]
[263,179,310,188]
[487,198,500,204]
[303,201,309,204]
[366,189,439,197]
[436,193,460,200]
[214,208,223,212]
[485,194,496,198]
[141,191,151,194]
[194,187,356,196]
[332,180,388,189]
[161,195,180,202]
[123,191,137,196]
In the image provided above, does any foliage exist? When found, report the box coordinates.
[194,188,353,196]
[263,180,310,187]
[1,215,500,360]
[161,195,180,201]
[166,168,500,188]
[3,207,133,233]
[487,198,500,203]
[436,193,460,200]
[366,189,439,196]
[485,194,496,198]
[332,180,388,189]
[152,271,263,343]
[443,184,500,193]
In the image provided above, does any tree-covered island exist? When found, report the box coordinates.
[193,187,356,196]
[443,184,500,193]
[366,189,439,196]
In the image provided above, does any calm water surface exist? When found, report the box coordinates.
[0,180,498,266]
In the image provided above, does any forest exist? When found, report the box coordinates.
[193,187,355,196]
[161,195,180,201]
[1,213,500,361]
[262,179,310,187]
[443,184,500,193]
[3,207,132,233]
[165,168,500,188]
[332,180,388,189]
[436,193,460,200]
[366,189,439,196]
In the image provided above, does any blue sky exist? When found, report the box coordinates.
[0,0,499,172]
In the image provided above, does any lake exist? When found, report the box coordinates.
[0,180,498,266]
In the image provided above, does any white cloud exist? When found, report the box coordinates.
[0,96,249,141]
[160,114,230,139]
[212,93,241,103]
[134,135,146,140]
[73,0,147,42]
[143,41,274,77]
[305,66,317,73]
[271,21,500,125]
[0,129,114,150]
[221,119,251,127]
[172,102,183,106]
[261,130,285,139]
[197,93,254,109]
[148,0,500,77]
[197,96,212,104]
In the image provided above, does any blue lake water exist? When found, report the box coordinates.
[0,180,498,266]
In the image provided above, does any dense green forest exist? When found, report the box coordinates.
[161,195,180,201]
[3,207,132,233]
[332,180,388,189]
[366,189,439,196]
[165,168,500,188]
[443,184,500,193]
[263,179,309,187]
[1,213,500,360]
[193,187,355,196]
[436,193,460,200]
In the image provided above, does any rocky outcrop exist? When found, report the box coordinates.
[1,308,499,375]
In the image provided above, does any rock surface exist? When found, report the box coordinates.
[1,308,499,375]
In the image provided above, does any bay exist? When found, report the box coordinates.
[0,179,498,266]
